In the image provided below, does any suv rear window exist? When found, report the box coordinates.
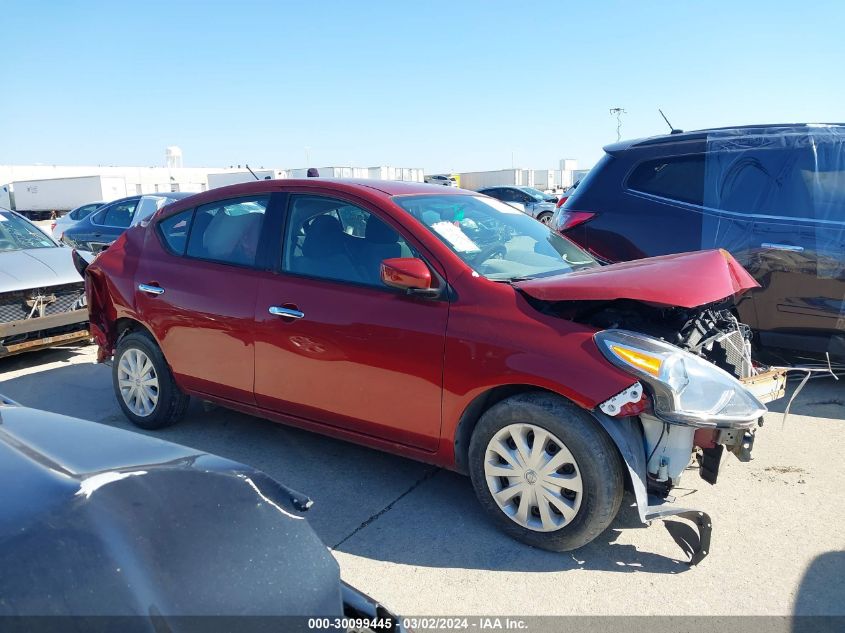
[627,155,704,205]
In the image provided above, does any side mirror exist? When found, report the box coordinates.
[380,257,434,293]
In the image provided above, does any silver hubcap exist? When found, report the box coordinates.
[117,348,159,417]
[540,214,552,225]
[484,423,582,532]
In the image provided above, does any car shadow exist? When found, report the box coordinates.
[333,467,694,575]
[3,355,717,576]
[792,550,845,632]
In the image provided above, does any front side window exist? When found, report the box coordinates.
[393,194,596,281]
[70,203,102,221]
[0,211,56,251]
[186,196,269,267]
[627,155,705,205]
[282,195,414,287]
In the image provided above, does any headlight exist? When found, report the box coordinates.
[594,329,766,428]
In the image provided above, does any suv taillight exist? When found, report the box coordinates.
[556,210,595,232]
[555,196,568,208]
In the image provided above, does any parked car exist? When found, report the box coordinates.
[0,396,402,628]
[424,174,458,187]
[83,179,788,563]
[478,186,558,223]
[553,180,580,210]
[50,200,106,240]
[62,192,191,252]
[551,123,845,363]
[0,208,89,357]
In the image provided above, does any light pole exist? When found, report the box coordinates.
[304,146,311,166]
[609,107,626,141]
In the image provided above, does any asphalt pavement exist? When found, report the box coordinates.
[1,343,843,617]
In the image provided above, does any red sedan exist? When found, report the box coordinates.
[84,179,785,561]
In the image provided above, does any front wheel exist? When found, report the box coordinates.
[537,212,553,225]
[468,393,624,551]
[113,331,189,430]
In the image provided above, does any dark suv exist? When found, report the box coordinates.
[552,124,845,362]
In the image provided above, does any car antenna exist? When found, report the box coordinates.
[659,109,683,134]
[245,164,260,181]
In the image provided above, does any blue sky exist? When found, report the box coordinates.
[1,0,843,173]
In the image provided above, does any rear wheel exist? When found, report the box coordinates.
[468,393,624,551]
[113,331,188,430]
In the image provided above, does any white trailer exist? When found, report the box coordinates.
[10,175,127,219]
[457,169,530,191]
[207,170,286,189]
[530,170,557,191]
[368,166,424,182]
[0,184,12,210]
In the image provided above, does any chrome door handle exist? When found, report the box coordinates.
[138,283,165,296]
[269,306,305,319]
[762,243,804,252]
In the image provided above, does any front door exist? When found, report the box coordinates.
[135,194,273,403]
[253,194,449,450]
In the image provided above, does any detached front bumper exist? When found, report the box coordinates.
[0,309,90,357]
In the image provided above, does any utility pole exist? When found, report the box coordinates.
[609,107,626,141]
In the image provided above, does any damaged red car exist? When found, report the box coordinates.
[82,180,788,563]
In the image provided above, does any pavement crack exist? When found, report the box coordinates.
[332,466,440,549]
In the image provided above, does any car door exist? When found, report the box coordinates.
[135,194,275,404]
[253,192,449,451]
[726,142,845,355]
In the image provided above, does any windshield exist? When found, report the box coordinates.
[393,194,597,281]
[516,186,549,201]
[0,210,57,251]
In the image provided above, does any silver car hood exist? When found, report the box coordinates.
[0,248,82,292]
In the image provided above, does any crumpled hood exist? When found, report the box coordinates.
[515,249,759,308]
[0,247,82,292]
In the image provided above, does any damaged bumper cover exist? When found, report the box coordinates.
[0,308,90,357]
[592,356,788,565]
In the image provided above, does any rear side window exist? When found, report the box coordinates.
[185,196,269,267]
[158,209,193,255]
[99,199,138,227]
[705,147,818,219]
[627,155,705,205]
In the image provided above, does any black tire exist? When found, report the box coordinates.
[112,330,189,430]
[468,392,624,552]
[537,212,553,225]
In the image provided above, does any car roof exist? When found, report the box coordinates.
[157,179,475,215]
[603,122,845,154]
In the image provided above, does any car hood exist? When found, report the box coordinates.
[0,402,343,617]
[0,247,82,292]
[514,249,759,308]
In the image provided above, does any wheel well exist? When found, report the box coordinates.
[452,386,634,493]
[113,318,155,348]
[452,384,561,474]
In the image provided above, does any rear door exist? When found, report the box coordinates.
[135,194,277,403]
[252,192,449,450]
[707,138,845,354]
